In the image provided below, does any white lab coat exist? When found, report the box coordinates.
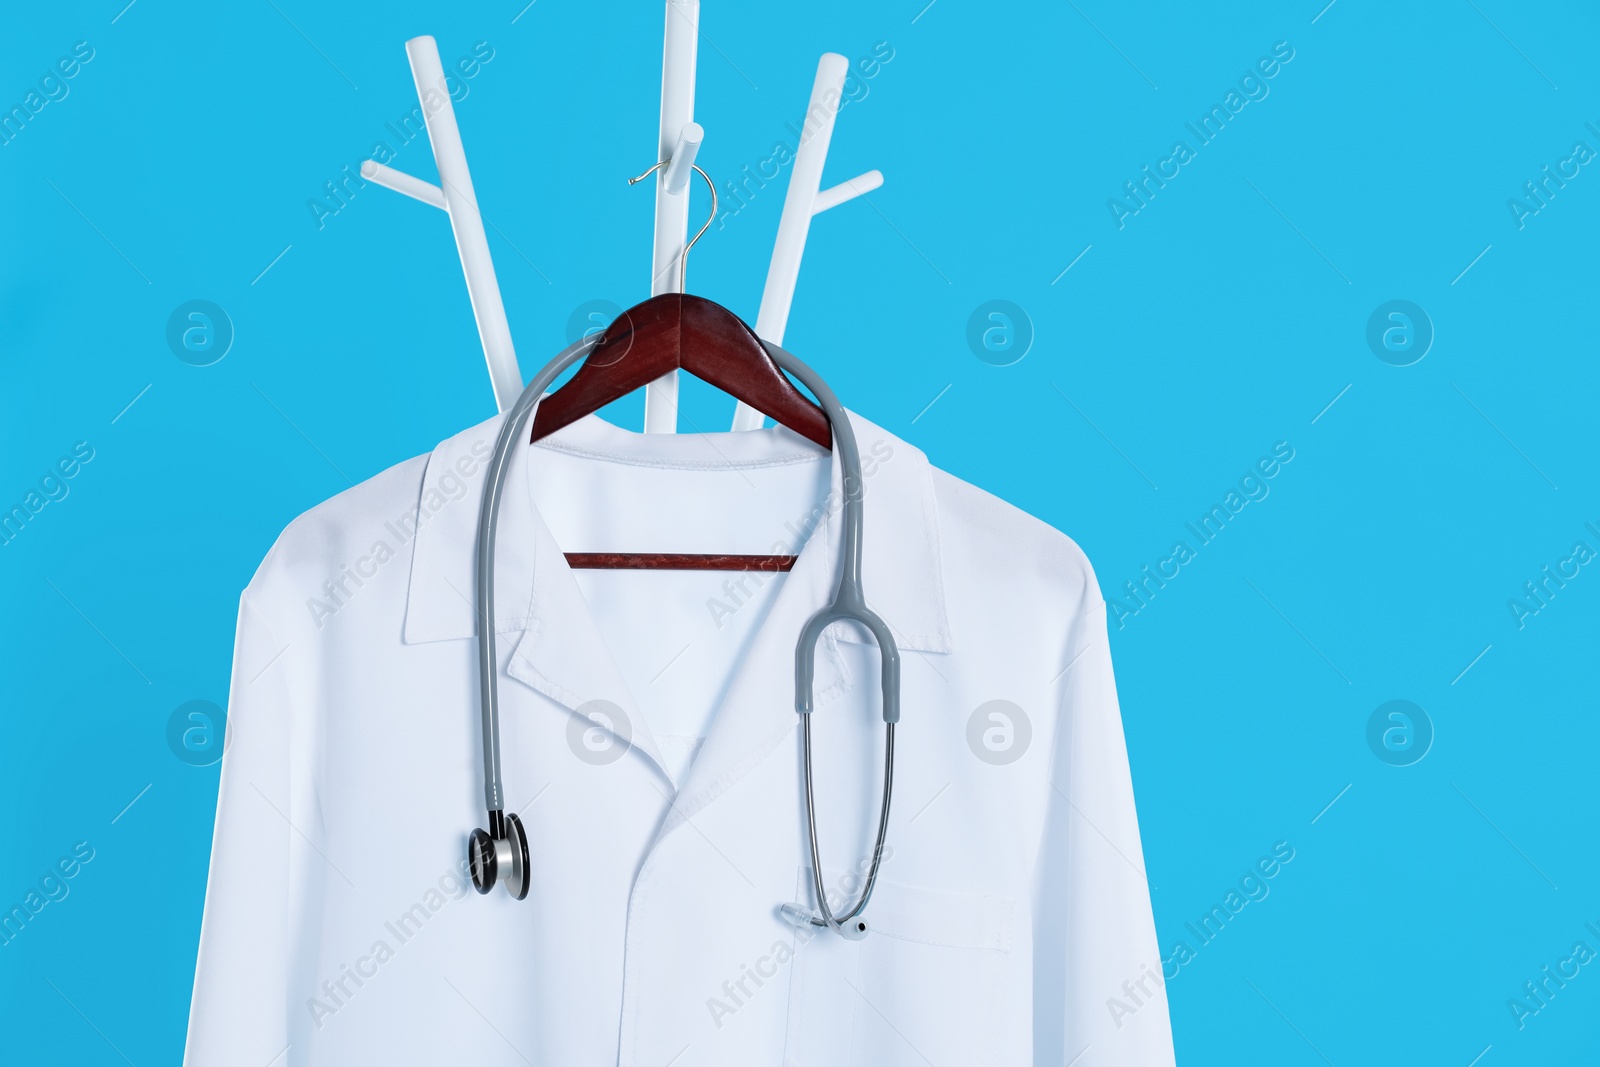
[184,409,1174,1066]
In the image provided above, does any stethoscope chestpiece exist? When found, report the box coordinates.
[467,828,496,893]
[468,812,529,900]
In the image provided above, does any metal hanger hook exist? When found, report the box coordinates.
[630,160,717,292]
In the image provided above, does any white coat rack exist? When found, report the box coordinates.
[363,36,522,413]
[731,52,882,431]
[365,16,879,433]
[642,0,702,433]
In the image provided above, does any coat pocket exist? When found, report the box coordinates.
[783,869,1015,1066]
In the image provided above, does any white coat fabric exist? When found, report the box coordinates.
[184,408,1174,1066]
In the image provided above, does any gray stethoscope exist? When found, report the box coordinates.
[465,333,900,941]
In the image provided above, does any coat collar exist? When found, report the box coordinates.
[400,409,950,788]
[402,408,949,652]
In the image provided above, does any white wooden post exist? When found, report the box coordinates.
[732,53,882,431]
[643,0,702,434]
[363,36,522,413]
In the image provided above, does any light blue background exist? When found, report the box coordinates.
[3,1,1597,1063]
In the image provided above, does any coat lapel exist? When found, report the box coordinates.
[499,509,672,779]
[399,409,951,803]
[400,413,670,779]
[665,411,952,830]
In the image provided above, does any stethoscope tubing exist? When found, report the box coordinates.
[472,335,900,933]
[475,334,600,818]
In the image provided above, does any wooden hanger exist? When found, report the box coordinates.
[531,293,829,447]
[530,160,834,572]
[531,293,831,571]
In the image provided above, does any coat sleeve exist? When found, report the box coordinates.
[1033,592,1175,1066]
[184,587,293,1065]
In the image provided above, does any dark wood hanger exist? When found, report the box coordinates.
[531,293,831,571]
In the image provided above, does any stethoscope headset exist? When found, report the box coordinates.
[464,170,899,940]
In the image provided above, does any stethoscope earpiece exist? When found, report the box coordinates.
[778,902,871,940]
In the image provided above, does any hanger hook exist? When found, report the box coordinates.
[629,160,718,293]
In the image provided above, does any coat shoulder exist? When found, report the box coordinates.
[243,452,432,611]
[927,466,1104,612]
